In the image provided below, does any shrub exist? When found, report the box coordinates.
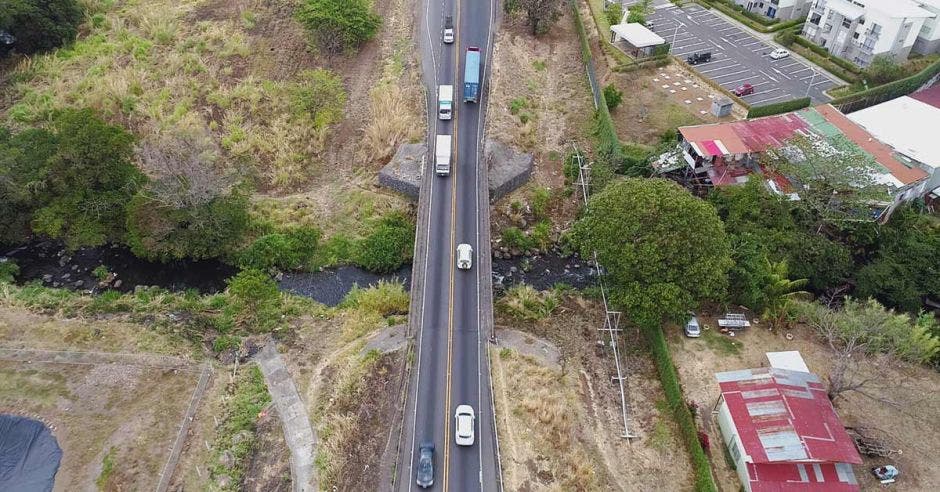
[0,260,19,284]
[239,227,321,271]
[354,213,414,273]
[530,187,552,219]
[604,2,623,27]
[603,84,623,111]
[225,269,282,332]
[777,29,796,47]
[339,280,409,316]
[746,97,811,118]
[498,284,560,320]
[290,69,347,130]
[864,55,905,85]
[0,0,83,55]
[530,220,552,250]
[296,0,381,53]
[500,226,533,251]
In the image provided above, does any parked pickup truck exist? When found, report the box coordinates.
[438,85,453,120]
[435,134,452,176]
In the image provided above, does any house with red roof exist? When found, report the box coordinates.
[714,352,862,491]
[657,103,937,221]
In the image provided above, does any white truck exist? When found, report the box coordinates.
[438,85,453,120]
[435,134,452,176]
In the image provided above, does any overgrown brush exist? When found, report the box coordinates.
[499,284,560,321]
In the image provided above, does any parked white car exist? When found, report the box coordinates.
[684,313,701,338]
[454,405,475,446]
[456,243,472,270]
[769,48,790,60]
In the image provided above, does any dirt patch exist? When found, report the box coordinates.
[486,11,596,233]
[493,295,694,491]
[0,359,198,491]
[495,328,562,370]
[241,407,291,492]
[668,313,940,491]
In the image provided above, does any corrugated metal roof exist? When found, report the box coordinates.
[716,367,862,465]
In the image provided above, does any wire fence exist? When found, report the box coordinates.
[573,145,635,439]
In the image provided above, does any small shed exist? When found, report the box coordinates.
[610,23,667,58]
[711,97,733,117]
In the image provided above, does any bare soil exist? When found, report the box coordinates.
[668,312,940,491]
[0,358,197,491]
[486,11,596,234]
[493,295,694,491]
[242,407,291,492]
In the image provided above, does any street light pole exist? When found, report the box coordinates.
[805,69,817,99]
[673,21,683,47]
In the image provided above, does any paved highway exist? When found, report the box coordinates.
[396,0,500,490]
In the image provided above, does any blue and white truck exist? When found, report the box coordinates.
[463,47,481,103]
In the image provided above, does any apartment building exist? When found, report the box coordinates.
[913,0,940,54]
[801,0,935,67]
[732,0,812,21]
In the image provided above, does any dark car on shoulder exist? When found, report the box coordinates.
[0,31,15,57]
[686,52,711,65]
[416,442,435,488]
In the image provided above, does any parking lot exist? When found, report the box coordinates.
[646,3,836,105]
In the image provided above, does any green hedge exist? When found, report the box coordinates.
[645,323,718,492]
[572,2,619,190]
[782,33,862,83]
[747,97,811,118]
[832,57,940,112]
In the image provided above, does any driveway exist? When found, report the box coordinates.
[646,2,836,105]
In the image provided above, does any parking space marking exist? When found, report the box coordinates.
[711,69,751,80]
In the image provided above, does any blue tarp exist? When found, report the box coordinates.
[0,415,62,492]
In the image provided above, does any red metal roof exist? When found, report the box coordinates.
[746,463,859,491]
[716,368,862,465]
[678,112,809,156]
[909,84,940,110]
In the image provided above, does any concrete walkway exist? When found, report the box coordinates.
[255,342,317,492]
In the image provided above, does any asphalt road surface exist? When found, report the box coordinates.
[647,3,836,104]
[396,0,500,490]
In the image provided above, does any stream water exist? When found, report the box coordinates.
[3,241,596,307]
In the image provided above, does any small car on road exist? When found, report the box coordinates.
[686,52,712,65]
[457,243,473,270]
[416,443,434,488]
[684,313,701,338]
[443,16,455,44]
[769,48,790,60]
[455,405,475,446]
[733,83,755,96]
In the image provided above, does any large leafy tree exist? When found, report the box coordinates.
[126,128,249,261]
[296,0,381,54]
[30,109,144,248]
[762,135,889,229]
[571,178,733,327]
[504,0,563,36]
[0,0,83,55]
[0,127,58,244]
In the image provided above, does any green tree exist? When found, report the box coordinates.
[127,128,248,261]
[0,0,83,55]
[726,232,772,311]
[864,54,905,85]
[239,227,321,271]
[296,0,381,54]
[571,178,732,327]
[626,0,653,24]
[603,84,623,111]
[761,259,809,327]
[604,2,623,26]
[763,135,889,229]
[504,0,563,36]
[30,109,143,248]
[787,232,852,292]
[777,29,796,47]
[0,126,59,244]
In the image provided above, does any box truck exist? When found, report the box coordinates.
[435,135,452,176]
[438,85,453,120]
[463,47,481,103]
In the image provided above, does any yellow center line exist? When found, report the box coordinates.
[442,0,462,489]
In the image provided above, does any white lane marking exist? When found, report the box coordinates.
[709,39,725,50]
[758,69,778,83]
[710,69,751,80]
[749,93,789,104]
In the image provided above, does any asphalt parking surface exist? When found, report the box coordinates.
[646,3,836,105]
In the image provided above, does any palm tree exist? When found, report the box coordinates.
[762,259,809,328]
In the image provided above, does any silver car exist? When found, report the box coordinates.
[685,314,701,338]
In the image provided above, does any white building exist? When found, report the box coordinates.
[802,0,936,67]
[732,0,812,21]
[914,0,940,54]
[847,84,940,206]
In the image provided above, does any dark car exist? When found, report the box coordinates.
[0,31,15,57]
[686,52,711,65]
[416,443,435,488]
[733,83,755,96]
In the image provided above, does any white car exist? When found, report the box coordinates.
[456,243,472,270]
[454,405,475,446]
[684,313,701,338]
[769,48,790,60]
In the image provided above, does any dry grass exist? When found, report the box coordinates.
[1,0,331,191]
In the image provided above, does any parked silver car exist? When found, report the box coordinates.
[685,313,701,338]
